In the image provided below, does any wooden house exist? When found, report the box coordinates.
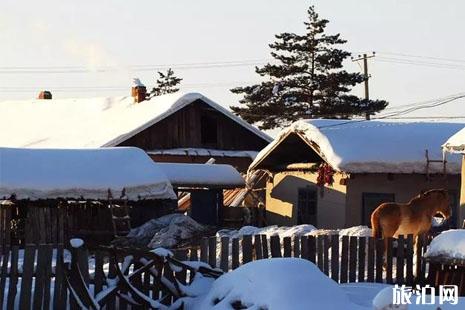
[249,119,464,229]
[0,90,271,172]
[0,147,177,247]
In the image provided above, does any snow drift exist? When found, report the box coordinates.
[184,258,364,310]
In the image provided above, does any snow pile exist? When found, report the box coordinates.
[217,225,372,240]
[425,229,465,260]
[0,92,270,148]
[0,147,176,200]
[308,229,339,236]
[121,214,209,248]
[185,258,362,310]
[217,224,317,239]
[250,119,463,174]
[339,225,372,238]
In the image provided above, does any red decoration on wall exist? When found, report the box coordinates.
[316,163,335,187]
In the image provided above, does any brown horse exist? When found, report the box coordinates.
[371,189,451,253]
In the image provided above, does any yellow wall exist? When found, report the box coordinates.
[345,173,461,227]
[265,170,461,229]
[265,171,347,229]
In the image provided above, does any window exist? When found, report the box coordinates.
[297,187,317,225]
[362,193,395,226]
[201,115,218,146]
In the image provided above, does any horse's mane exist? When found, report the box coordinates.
[408,189,448,204]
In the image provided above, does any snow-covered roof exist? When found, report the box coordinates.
[147,148,258,159]
[0,147,176,200]
[158,163,245,189]
[250,119,464,174]
[0,92,271,148]
[443,127,465,153]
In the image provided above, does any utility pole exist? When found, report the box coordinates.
[352,52,375,120]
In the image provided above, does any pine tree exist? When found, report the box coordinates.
[150,68,182,97]
[231,6,388,129]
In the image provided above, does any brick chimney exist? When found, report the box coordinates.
[131,78,146,103]
[37,90,52,99]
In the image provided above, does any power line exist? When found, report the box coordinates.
[375,57,465,71]
[316,93,465,129]
[377,52,465,64]
[0,59,271,74]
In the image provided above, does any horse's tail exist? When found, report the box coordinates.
[371,210,382,239]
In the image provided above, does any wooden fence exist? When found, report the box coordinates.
[186,233,433,285]
[0,234,434,309]
[0,201,176,252]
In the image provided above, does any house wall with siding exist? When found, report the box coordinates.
[118,99,268,152]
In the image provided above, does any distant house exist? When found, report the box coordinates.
[249,119,464,229]
[443,128,465,228]
[0,90,271,172]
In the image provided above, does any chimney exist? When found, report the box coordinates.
[37,90,52,100]
[131,78,146,103]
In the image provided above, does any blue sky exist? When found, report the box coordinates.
[1,0,465,118]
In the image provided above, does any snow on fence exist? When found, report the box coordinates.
[0,234,436,308]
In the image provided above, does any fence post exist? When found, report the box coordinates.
[375,239,384,283]
[254,235,263,260]
[200,237,208,263]
[330,234,339,282]
[406,234,414,285]
[208,237,217,268]
[261,235,269,259]
[396,235,405,284]
[308,236,316,264]
[293,236,300,258]
[386,238,394,284]
[357,237,366,283]
[349,236,357,282]
[367,238,375,282]
[242,235,253,264]
[340,236,349,283]
[232,238,240,269]
[270,235,282,258]
[220,237,230,272]
[283,237,292,258]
